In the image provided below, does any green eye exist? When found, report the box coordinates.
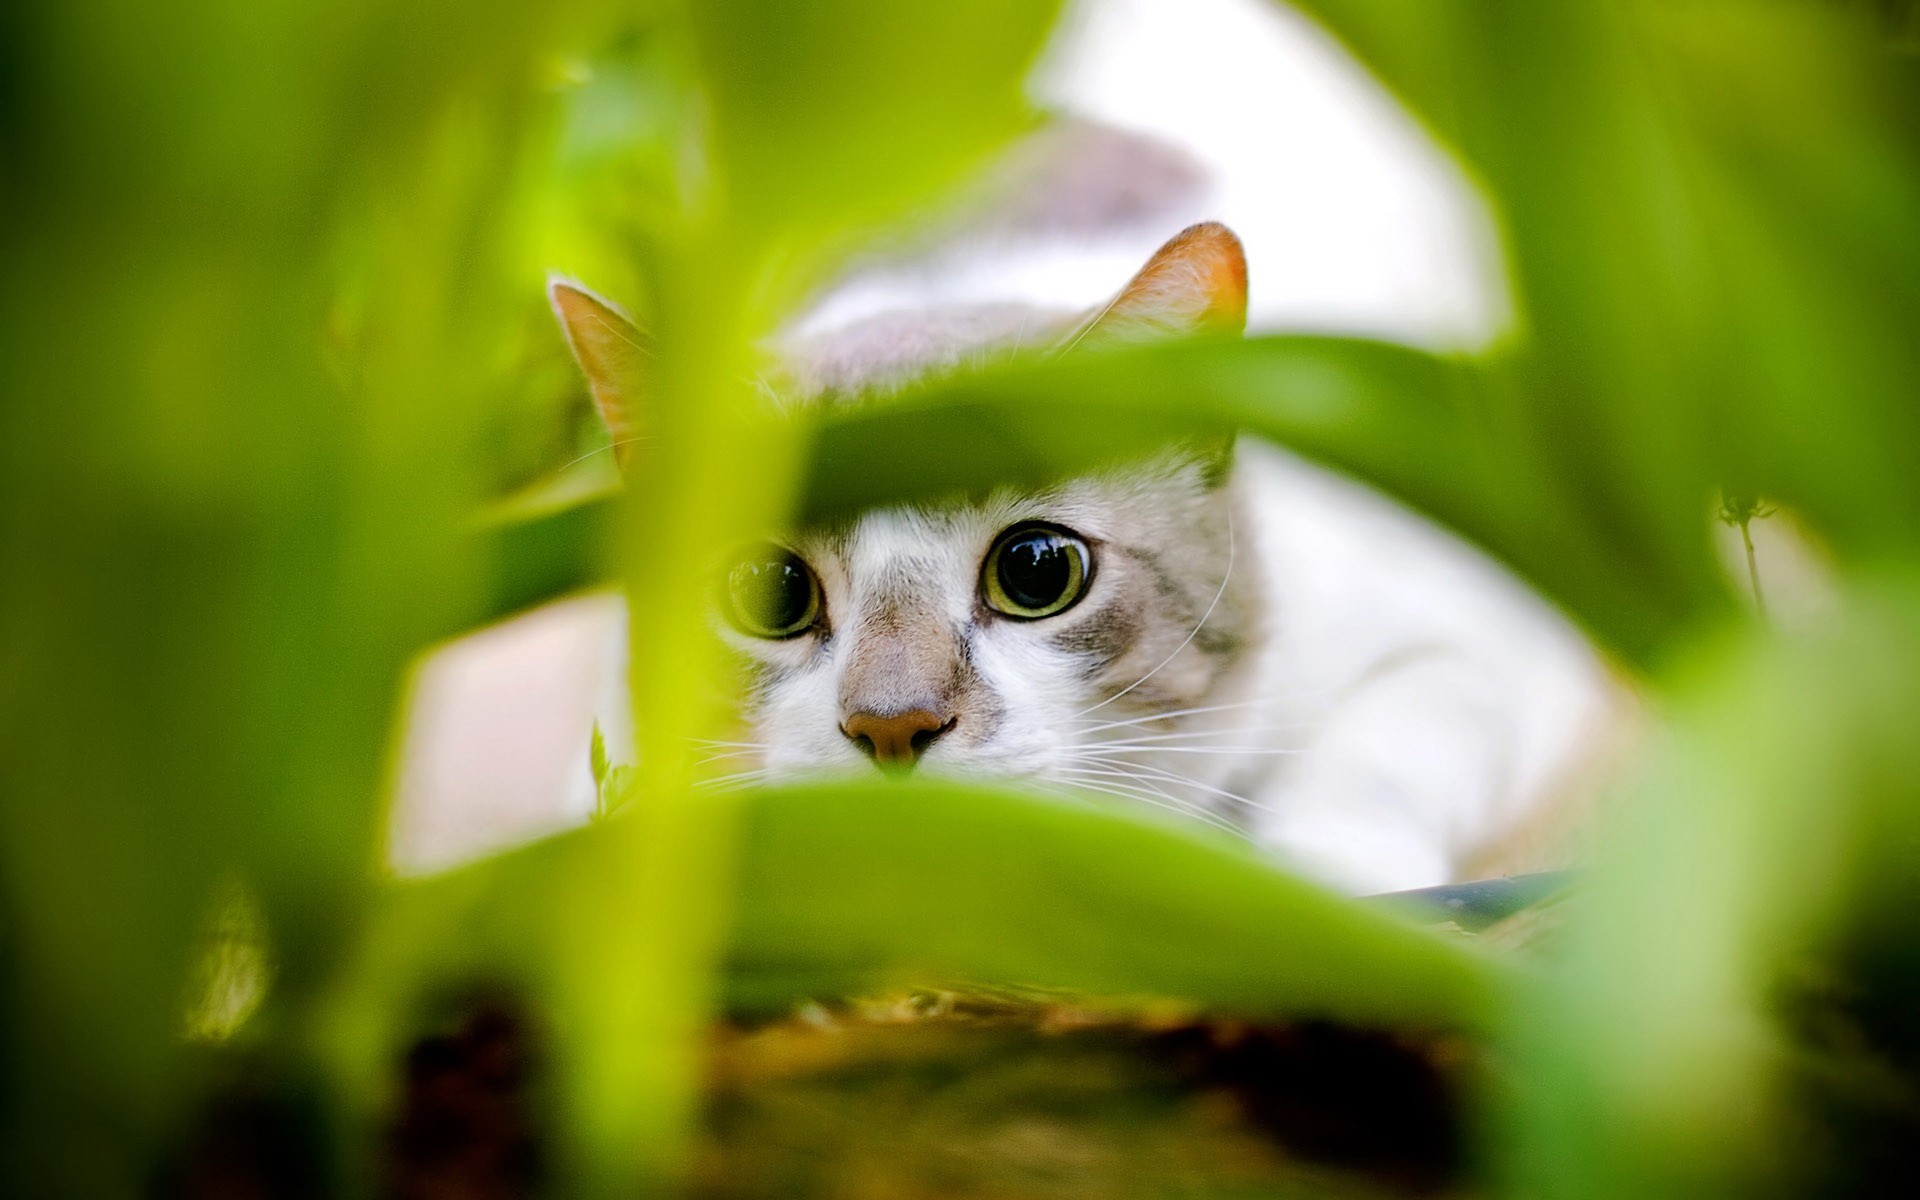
[983,523,1092,620]
[724,546,822,638]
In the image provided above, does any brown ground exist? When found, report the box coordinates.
[361,990,1472,1200]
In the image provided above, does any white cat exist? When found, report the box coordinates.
[550,223,1612,893]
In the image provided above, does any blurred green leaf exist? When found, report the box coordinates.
[475,333,1719,666]
[1264,3,1920,1192]
[692,0,1063,272]
[1289,0,1920,610]
[799,336,1720,666]
[725,779,1506,1025]
[541,3,1075,1193]
[471,484,618,637]
[1641,3,1920,557]
[0,0,610,1189]
[1504,569,1920,1198]
[316,776,1507,1106]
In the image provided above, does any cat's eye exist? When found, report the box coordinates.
[983,523,1092,620]
[723,546,822,639]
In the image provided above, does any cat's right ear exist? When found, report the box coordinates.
[1063,222,1248,351]
[548,278,651,467]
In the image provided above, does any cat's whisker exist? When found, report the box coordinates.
[746,369,788,407]
[1074,743,1297,757]
[1083,726,1308,747]
[1071,697,1289,733]
[1071,684,1359,737]
[697,768,777,792]
[1048,770,1247,836]
[1075,509,1236,718]
[1051,762,1185,795]
[1052,777,1174,814]
[691,737,771,771]
[695,752,762,768]
[1074,716,1314,741]
[1062,755,1279,815]
[1063,752,1221,789]
[1082,698,1274,725]
[555,436,656,472]
[1049,767,1197,811]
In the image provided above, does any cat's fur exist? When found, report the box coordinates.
[552,224,1608,892]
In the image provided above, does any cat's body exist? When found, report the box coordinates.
[553,224,1611,893]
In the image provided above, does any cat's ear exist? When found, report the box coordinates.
[549,278,652,466]
[1066,221,1248,350]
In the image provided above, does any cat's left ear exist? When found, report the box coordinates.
[549,278,651,467]
[1066,221,1248,350]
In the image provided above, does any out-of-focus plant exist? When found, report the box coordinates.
[7,0,1920,1196]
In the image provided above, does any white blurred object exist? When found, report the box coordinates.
[1039,0,1507,345]
[388,594,618,874]
[804,0,1506,349]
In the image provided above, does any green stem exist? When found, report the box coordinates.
[1739,517,1768,622]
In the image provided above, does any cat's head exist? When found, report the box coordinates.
[551,224,1260,806]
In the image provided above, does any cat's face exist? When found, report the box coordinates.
[552,223,1257,804]
[712,447,1248,786]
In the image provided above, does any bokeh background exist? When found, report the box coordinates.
[6,0,1920,1196]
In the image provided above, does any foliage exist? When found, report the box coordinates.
[6,0,1920,1196]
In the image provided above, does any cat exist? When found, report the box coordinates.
[549,223,1611,893]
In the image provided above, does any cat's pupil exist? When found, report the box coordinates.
[998,530,1074,610]
[727,549,816,637]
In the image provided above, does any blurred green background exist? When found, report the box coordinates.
[6,0,1920,1196]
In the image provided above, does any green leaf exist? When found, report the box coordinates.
[471,333,1722,666]
[589,722,610,789]
[1504,570,1920,1197]
[692,0,1064,258]
[724,779,1508,1026]
[466,481,617,637]
[318,777,1508,1064]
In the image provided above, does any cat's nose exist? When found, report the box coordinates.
[841,709,954,770]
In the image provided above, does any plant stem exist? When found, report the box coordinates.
[1739,517,1768,621]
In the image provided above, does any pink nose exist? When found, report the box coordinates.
[841,710,954,769]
